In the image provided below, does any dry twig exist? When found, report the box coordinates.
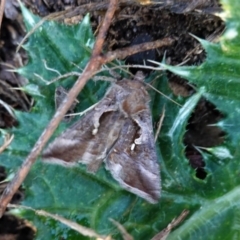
[8,204,107,239]
[0,0,118,217]
[151,210,189,240]
[0,0,175,216]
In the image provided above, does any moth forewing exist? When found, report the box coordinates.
[42,75,161,203]
[106,85,160,203]
[43,90,123,171]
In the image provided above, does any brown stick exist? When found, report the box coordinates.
[151,210,189,240]
[0,1,175,217]
[0,0,118,217]
[103,37,174,63]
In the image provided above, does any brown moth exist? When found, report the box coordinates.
[55,86,78,122]
[43,73,161,203]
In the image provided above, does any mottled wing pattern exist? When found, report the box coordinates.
[106,103,160,203]
[42,76,161,203]
[43,84,125,172]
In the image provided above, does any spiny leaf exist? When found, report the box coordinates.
[161,0,240,239]
[2,1,240,239]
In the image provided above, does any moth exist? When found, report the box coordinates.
[55,86,78,122]
[43,73,161,203]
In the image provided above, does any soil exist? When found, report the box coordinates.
[0,0,225,238]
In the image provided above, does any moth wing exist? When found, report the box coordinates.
[42,93,123,172]
[106,110,160,203]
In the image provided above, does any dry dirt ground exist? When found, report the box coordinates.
[0,0,225,238]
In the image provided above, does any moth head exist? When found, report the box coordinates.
[119,80,150,115]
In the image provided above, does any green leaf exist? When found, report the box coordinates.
[1,0,240,239]
[158,0,240,239]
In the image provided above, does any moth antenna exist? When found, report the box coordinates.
[144,82,182,107]
[97,64,181,107]
[97,63,133,79]
[102,64,122,79]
